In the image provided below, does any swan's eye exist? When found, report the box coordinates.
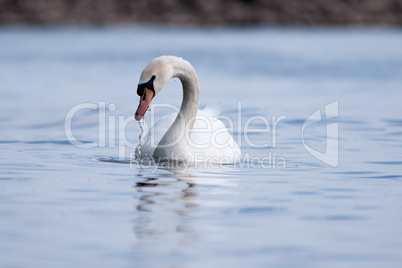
[137,75,156,96]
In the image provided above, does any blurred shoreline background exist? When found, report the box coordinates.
[1,0,402,26]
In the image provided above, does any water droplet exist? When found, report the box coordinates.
[135,119,144,159]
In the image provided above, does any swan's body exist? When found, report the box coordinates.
[135,56,240,163]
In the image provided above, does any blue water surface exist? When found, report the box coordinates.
[0,26,402,268]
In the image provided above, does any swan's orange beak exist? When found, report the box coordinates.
[135,87,154,121]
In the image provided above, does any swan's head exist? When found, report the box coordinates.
[135,56,175,121]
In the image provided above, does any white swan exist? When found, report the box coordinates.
[134,56,240,163]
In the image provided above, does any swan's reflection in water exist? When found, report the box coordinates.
[132,163,201,252]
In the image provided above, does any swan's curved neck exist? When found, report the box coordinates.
[153,61,200,161]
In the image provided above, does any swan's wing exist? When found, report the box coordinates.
[190,105,241,162]
[199,102,222,117]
